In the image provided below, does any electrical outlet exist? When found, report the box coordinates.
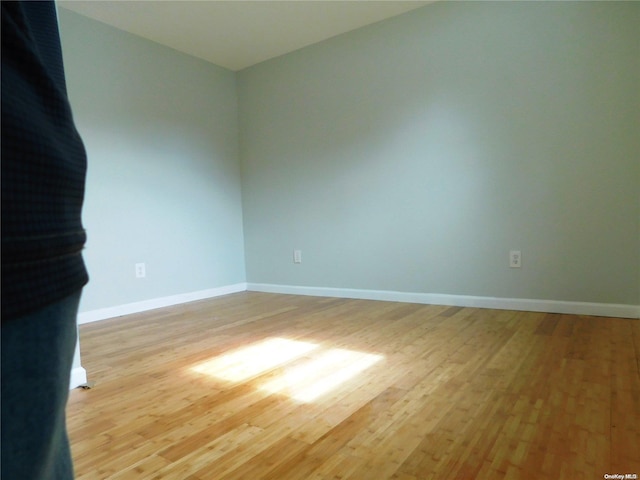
[135,263,146,278]
[293,250,302,264]
[509,250,521,268]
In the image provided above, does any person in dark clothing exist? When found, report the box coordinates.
[2,1,89,478]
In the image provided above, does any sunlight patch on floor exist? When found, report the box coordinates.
[190,337,384,402]
[259,348,383,402]
[191,337,317,382]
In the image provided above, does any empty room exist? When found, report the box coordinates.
[54,1,639,479]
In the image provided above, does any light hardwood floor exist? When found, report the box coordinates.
[67,292,640,479]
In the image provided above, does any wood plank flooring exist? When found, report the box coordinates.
[67,292,640,479]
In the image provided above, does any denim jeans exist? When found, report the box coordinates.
[1,290,81,480]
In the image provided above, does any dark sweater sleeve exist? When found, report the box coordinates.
[2,1,89,321]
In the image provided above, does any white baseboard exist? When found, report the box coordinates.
[76,281,639,325]
[70,366,87,389]
[247,283,640,319]
[77,283,247,325]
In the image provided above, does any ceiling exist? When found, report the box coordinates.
[58,1,431,71]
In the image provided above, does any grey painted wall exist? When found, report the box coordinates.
[58,3,639,313]
[239,2,640,305]
[59,9,246,313]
